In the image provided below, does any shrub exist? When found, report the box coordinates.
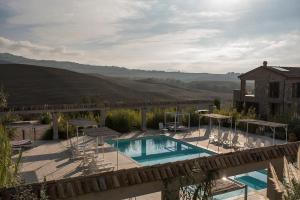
[40,113,51,124]
[147,109,165,129]
[0,125,22,187]
[42,128,53,140]
[106,109,140,133]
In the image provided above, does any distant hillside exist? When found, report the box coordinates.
[0,53,240,82]
[133,78,240,94]
[0,64,231,105]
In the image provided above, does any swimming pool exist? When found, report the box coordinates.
[108,135,214,166]
[109,135,267,199]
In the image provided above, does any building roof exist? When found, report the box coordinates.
[83,127,121,137]
[1,141,298,200]
[200,113,232,119]
[239,66,300,79]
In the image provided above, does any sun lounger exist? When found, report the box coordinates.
[255,138,263,148]
[87,157,114,173]
[245,137,255,149]
[11,139,33,151]
[231,134,244,150]
[208,133,217,144]
[213,132,223,145]
[167,125,189,132]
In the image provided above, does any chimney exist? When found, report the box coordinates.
[263,61,268,67]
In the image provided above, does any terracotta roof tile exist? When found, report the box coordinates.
[74,180,84,194]
[138,170,148,183]
[152,168,161,180]
[98,177,107,191]
[133,171,142,184]
[145,169,155,182]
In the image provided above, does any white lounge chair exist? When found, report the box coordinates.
[245,137,255,149]
[264,139,272,147]
[231,134,244,150]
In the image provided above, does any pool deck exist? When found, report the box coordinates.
[16,126,282,199]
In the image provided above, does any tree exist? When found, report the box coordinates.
[213,99,221,110]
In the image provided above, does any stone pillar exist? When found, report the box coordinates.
[267,158,284,200]
[52,113,59,140]
[141,108,147,131]
[100,109,107,127]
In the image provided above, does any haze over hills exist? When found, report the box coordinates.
[0,63,232,105]
[0,53,240,82]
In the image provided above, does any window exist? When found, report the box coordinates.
[292,83,300,98]
[245,80,255,97]
[269,82,280,98]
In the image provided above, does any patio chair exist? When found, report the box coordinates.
[220,132,230,146]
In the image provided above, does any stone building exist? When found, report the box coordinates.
[233,61,300,119]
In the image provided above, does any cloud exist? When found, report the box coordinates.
[0,36,83,61]
[0,0,299,73]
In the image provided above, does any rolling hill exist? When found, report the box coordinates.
[0,64,232,105]
[0,53,240,82]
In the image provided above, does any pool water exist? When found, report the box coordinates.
[109,135,267,199]
[108,135,214,166]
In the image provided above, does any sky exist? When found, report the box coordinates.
[0,0,299,73]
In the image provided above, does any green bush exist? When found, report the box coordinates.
[147,109,165,129]
[106,109,140,133]
[40,112,51,124]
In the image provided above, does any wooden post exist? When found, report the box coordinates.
[244,185,248,200]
